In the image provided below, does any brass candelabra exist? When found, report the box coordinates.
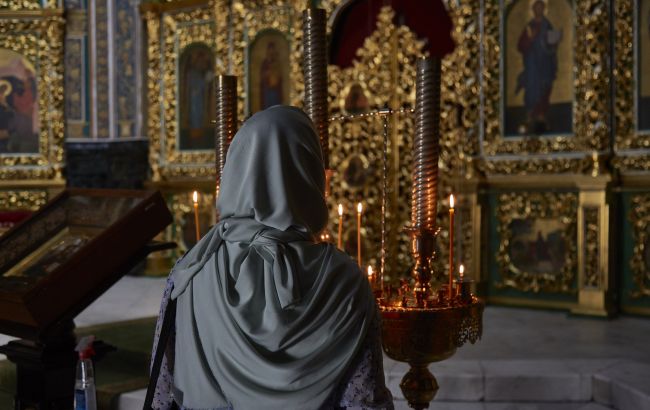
[374,57,484,410]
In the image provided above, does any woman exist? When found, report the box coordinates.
[147,106,393,410]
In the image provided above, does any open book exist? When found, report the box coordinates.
[547,28,563,45]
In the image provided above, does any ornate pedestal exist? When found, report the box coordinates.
[380,301,483,409]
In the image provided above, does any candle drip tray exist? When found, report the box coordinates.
[379,300,484,409]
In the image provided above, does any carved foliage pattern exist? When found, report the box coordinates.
[0,13,65,181]
[496,192,578,293]
[630,194,650,299]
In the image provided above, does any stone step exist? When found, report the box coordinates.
[119,388,613,410]
[4,355,639,409]
[393,402,612,410]
[385,359,650,410]
[117,359,650,410]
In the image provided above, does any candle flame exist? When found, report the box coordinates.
[357,202,363,214]
[193,191,198,204]
[367,265,373,277]
[449,194,455,209]
[459,264,464,278]
[338,203,343,216]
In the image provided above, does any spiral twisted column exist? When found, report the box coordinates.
[409,57,442,305]
[215,75,238,198]
[302,8,329,169]
[412,57,441,231]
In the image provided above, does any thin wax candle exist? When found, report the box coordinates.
[337,204,343,250]
[357,202,363,267]
[193,191,200,242]
[448,194,455,300]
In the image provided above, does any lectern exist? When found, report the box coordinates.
[0,189,173,409]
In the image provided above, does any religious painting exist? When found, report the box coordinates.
[248,30,290,115]
[341,153,370,190]
[508,218,566,275]
[178,43,216,151]
[503,0,573,136]
[0,49,39,154]
[639,0,650,131]
[341,83,370,115]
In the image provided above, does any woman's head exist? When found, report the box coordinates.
[217,105,328,234]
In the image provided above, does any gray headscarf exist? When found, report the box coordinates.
[170,106,375,410]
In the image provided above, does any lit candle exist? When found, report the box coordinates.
[357,202,363,267]
[193,191,200,242]
[457,263,473,303]
[367,265,374,287]
[337,204,344,250]
[448,194,455,300]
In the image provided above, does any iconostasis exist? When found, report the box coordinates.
[0,0,648,316]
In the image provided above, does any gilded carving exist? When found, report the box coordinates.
[481,0,610,172]
[612,156,650,173]
[145,0,228,181]
[630,193,650,299]
[324,4,482,279]
[0,10,65,181]
[327,7,426,278]
[614,0,650,152]
[0,190,47,210]
[0,1,43,10]
[480,156,591,175]
[230,1,306,119]
[496,192,578,293]
[583,206,600,288]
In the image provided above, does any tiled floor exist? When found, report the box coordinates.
[2,276,650,410]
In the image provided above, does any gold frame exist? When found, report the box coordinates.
[0,1,57,11]
[496,191,578,293]
[0,189,47,210]
[612,0,650,173]
[230,0,305,119]
[481,0,610,173]
[0,9,65,182]
[143,0,228,181]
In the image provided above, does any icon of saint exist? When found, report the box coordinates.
[516,0,562,135]
[260,41,283,109]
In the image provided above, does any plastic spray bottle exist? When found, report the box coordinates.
[74,335,97,410]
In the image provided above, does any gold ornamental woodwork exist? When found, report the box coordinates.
[613,0,650,157]
[0,190,47,211]
[496,192,578,294]
[630,194,650,299]
[481,0,611,173]
[583,207,600,288]
[0,9,65,182]
[143,0,228,181]
[229,0,308,119]
[327,7,426,279]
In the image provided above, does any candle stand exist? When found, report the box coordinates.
[374,56,484,410]
[378,291,483,409]
[298,9,484,409]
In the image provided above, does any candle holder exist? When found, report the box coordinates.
[377,56,484,410]
[455,278,473,304]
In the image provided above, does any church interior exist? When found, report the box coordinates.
[0,0,649,409]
